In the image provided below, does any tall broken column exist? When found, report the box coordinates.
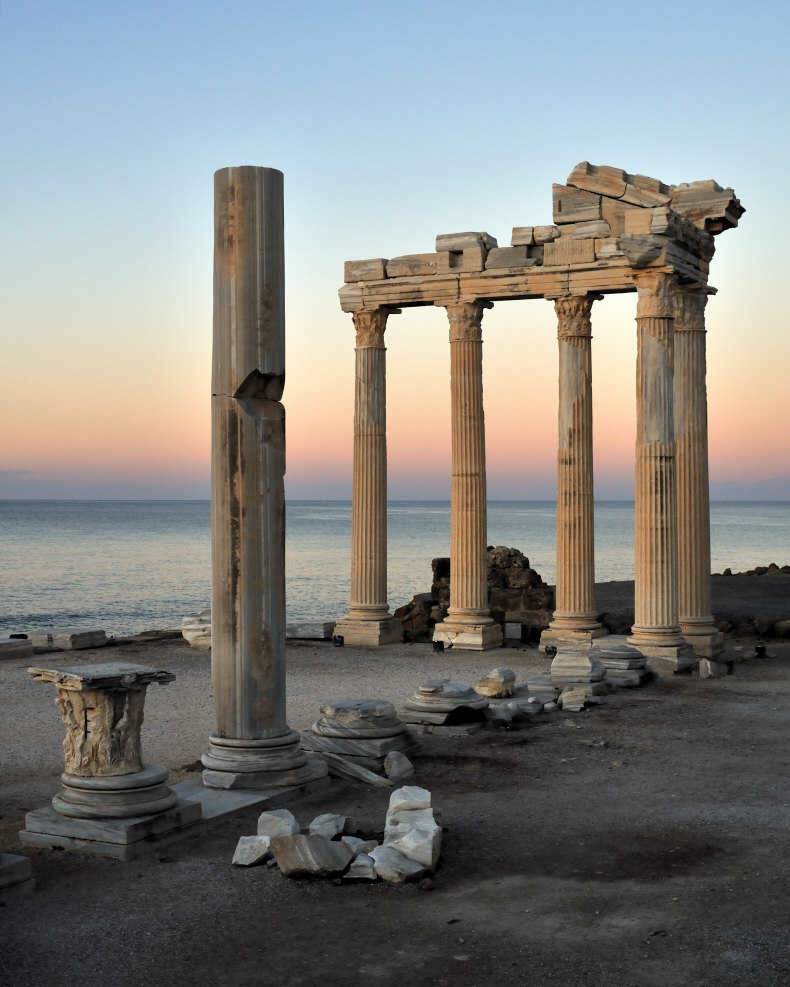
[202,166,326,789]
[674,284,723,659]
[334,307,402,646]
[627,271,696,671]
[542,293,606,652]
[432,300,501,651]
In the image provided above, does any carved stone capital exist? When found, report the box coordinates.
[444,300,487,342]
[554,295,595,338]
[673,285,708,333]
[353,309,389,347]
[633,271,677,320]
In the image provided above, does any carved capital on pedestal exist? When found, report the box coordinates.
[554,295,596,338]
[353,309,390,347]
[633,271,677,320]
[673,285,708,333]
[443,300,489,342]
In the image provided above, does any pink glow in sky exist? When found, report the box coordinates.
[1,1,788,501]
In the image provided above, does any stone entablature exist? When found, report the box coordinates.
[339,162,742,313]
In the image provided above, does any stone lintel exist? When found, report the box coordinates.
[28,662,174,690]
[432,621,502,652]
[332,616,403,647]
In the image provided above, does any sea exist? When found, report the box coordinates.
[1,500,788,639]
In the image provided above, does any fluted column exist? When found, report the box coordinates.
[542,294,606,651]
[433,300,501,651]
[674,286,724,659]
[202,166,326,789]
[335,308,402,646]
[627,271,696,670]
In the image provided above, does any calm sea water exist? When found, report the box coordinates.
[1,500,788,637]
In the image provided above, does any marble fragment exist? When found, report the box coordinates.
[369,845,427,883]
[257,808,299,837]
[308,813,346,839]
[385,822,441,870]
[475,667,516,698]
[383,751,415,783]
[346,852,378,880]
[343,258,388,282]
[341,836,379,854]
[269,834,353,878]
[323,753,393,787]
[387,786,431,816]
[232,834,272,866]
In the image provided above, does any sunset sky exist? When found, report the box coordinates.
[1,0,787,501]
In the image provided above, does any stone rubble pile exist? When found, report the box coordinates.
[231,786,441,884]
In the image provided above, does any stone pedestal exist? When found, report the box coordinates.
[21,662,202,858]
[542,294,606,651]
[335,309,402,647]
[204,166,326,790]
[432,301,502,651]
[627,272,696,672]
[674,286,724,659]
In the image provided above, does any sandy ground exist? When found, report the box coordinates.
[2,579,790,987]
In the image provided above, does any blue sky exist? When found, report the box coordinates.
[1,0,788,499]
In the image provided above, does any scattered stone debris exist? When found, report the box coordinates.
[231,786,442,885]
[400,679,490,734]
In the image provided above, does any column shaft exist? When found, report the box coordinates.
[543,295,605,647]
[203,166,325,788]
[674,287,723,657]
[433,301,501,650]
[335,310,401,646]
[628,271,695,669]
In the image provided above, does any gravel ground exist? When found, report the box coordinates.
[2,576,790,987]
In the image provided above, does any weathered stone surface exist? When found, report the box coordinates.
[387,786,431,816]
[0,638,34,660]
[572,220,610,239]
[567,162,628,199]
[435,231,497,251]
[369,845,427,883]
[300,731,412,758]
[485,246,532,269]
[257,808,299,838]
[269,834,353,878]
[553,185,602,224]
[475,667,516,698]
[28,629,107,652]
[559,687,593,711]
[182,611,212,648]
[322,753,392,787]
[346,852,378,880]
[533,225,561,244]
[308,813,346,839]
[383,751,415,783]
[344,258,388,282]
[385,254,438,278]
[551,646,605,685]
[544,237,596,266]
[232,834,272,866]
[341,836,379,855]
[510,226,534,246]
[314,698,402,735]
[385,821,441,870]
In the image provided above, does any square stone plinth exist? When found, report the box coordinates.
[540,627,609,651]
[333,617,402,647]
[627,638,698,673]
[432,621,503,651]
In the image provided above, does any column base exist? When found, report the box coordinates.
[433,620,503,651]
[680,621,725,659]
[333,615,402,647]
[627,631,698,673]
[550,646,605,685]
[53,763,177,819]
[202,731,329,790]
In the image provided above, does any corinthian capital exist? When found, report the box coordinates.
[673,285,708,333]
[632,271,677,320]
[554,295,595,338]
[353,309,389,347]
[443,300,489,342]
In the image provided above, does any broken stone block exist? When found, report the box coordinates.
[385,821,441,870]
[553,184,602,224]
[269,834,354,878]
[533,225,561,244]
[566,161,628,199]
[485,246,532,269]
[308,813,346,839]
[341,836,379,855]
[232,834,272,866]
[369,845,427,883]
[543,237,597,266]
[346,853,378,880]
[322,752,392,787]
[383,751,415,783]
[572,220,611,240]
[385,254,438,278]
[475,667,516,698]
[510,226,534,246]
[0,638,34,660]
[435,231,497,252]
[403,680,489,724]
[558,687,592,712]
[343,258,388,282]
[551,646,605,685]
[257,808,300,838]
[387,785,432,816]
[29,629,107,652]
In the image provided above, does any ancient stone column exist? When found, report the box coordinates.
[203,166,326,789]
[334,308,402,646]
[541,294,606,654]
[627,271,696,670]
[674,285,724,660]
[433,300,501,651]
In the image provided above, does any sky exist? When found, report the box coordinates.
[1,0,788,501]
